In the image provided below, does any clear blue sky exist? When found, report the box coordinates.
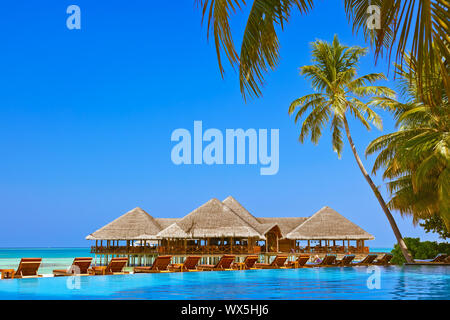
[0,1,439,247]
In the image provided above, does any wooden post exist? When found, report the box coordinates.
[276,234,279,253]
[230,237,233,253]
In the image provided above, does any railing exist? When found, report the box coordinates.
[292,246,369,254]
[91,245,368,255]
[91,245,262,255]
[91,246,159,254]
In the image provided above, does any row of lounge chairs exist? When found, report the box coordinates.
[0,252,402,279]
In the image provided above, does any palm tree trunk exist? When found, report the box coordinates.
[342,115,414,263]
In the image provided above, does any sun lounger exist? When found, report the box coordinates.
[286,254,310,268]
[335,254,355,266]
[306,254,337,267]
[255,255,288,269]
[413,253,448,264]
[90,257,129,275]
[0,258,42,279]
[232,255,259,270]
[352,254,378,266]
[197,255,236,271]
[53,257,93,276]
[134,255,173,273]
[373,253,393,265]
[168,256,201,272]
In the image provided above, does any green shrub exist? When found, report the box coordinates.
[391,237,450,265]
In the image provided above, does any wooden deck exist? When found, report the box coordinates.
[90,245,381,267]
[90,245,369,256]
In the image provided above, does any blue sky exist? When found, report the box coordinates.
[0,1,439,247]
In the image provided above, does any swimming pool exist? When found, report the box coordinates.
[0,265,448,300]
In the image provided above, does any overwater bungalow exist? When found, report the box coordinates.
[86,196,374,266]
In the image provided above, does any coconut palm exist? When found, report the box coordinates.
[345,0,450,104]
[288,35,414,262]
[197,0,449,100]
[366,53,449,230]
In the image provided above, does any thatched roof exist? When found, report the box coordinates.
[222,196,262,230]
[286,206,375,240]
[156,223,189,238]
[85,199,374,242]
[257,217,308,237]
[158,198,262,239]
[85,207,162,240]
[155,218,181,229]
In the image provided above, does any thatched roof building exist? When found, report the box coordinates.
[157,198,262,239]
[257,217,308,237]
[86,207,162,240]
[286,206,375,240]
[86,197,374,242]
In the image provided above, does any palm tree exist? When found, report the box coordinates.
[366,53,449,230]
[345,0,450,105]
[288,35,414,262]
[197,0,449,100]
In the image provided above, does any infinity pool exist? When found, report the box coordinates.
[1,266,448,300]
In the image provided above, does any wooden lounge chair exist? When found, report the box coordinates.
[134,255,173,273]
[335,254,355,266]
[0,258,42,279]
[255,255,289,269]
[53,257,93,277]
[197,255,236,271]
[232,255,259,270]
[286,254,310,268]
[352,254,378,266]
[373,253,393,265]
[90,257,129,275]
[168,256,201,272]
[306,254,337,267]
[414,253,448,264]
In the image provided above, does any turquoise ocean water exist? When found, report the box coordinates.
[0,247,392,274]
[0,248,93,274]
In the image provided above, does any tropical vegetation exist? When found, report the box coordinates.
[366,53,449,234]
[287,35,413,262]
[420,215,450,239]
[196,0,449,263]
[391,237,450,264]
[197,0,449,99]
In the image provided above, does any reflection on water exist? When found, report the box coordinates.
[0,266,448,300]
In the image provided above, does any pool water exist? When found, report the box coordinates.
[1,265,448,300]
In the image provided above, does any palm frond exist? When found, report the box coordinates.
[344,0,450,98]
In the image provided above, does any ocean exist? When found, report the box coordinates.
[0,248,93,274]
